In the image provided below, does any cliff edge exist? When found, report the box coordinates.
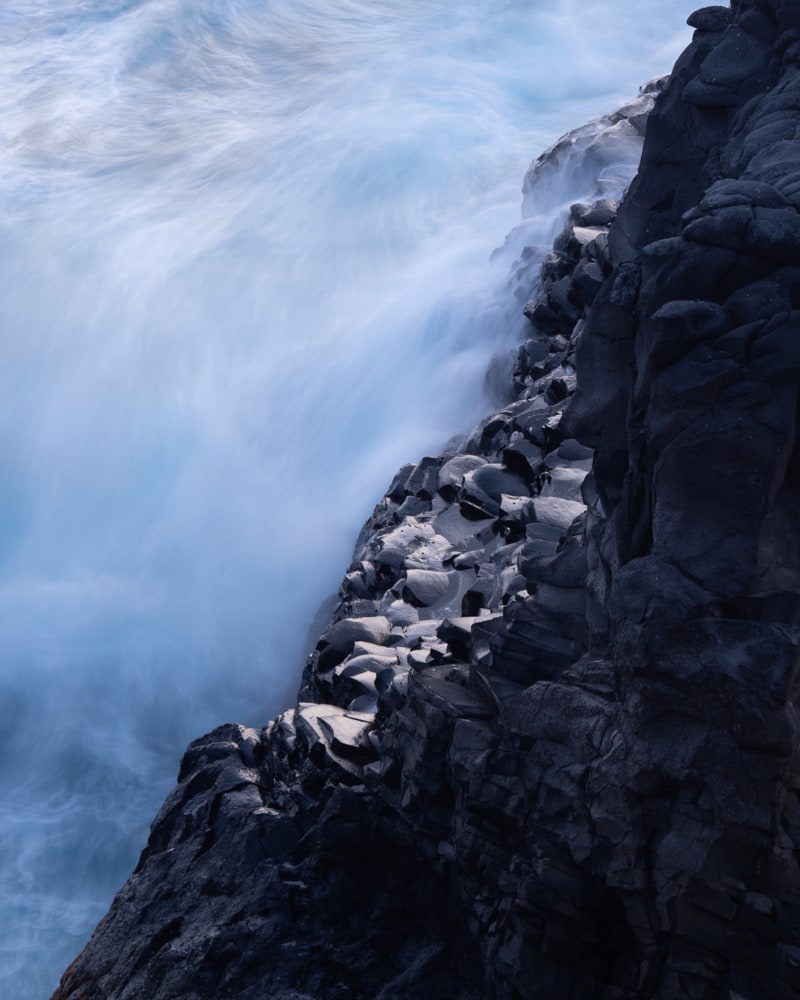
[54,2,800,997]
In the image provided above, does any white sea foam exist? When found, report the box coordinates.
[0,1,692,994]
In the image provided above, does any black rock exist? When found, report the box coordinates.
[54,7,800,999]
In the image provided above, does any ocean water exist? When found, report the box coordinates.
[0,2,692,996]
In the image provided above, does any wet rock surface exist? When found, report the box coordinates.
[55,4,800,998]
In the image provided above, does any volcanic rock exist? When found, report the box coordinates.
[54,6,800,999]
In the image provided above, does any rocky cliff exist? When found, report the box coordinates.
[54,3,800,998]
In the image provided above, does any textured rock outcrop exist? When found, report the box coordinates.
[54,3,800,998]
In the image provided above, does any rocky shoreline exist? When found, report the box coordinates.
[54,3,800,998]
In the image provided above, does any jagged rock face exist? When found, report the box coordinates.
[54,4,800,999]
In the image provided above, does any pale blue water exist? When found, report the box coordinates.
[0,2,691,996]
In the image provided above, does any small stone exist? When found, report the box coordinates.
[540,467,587,503]
[687,6,733,32]
[437,454,487,501]
[469,464,529,501]
[403,569,454,608]
[503,433,544,481]
[384,599,419,626]
[532,496,587,532]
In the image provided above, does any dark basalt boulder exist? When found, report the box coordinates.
[54,3,800,998]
